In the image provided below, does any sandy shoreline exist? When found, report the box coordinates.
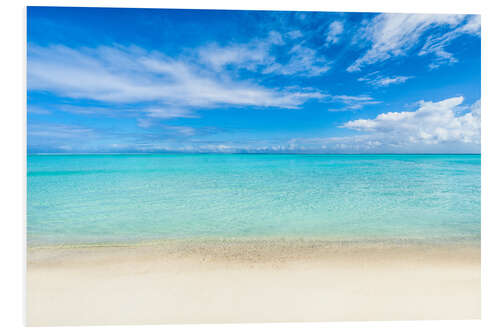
[27,239,481,326]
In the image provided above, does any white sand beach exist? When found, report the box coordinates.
[26,239,480,326]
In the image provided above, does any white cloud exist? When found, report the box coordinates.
[28,44,328,111]
[328,95,381,111]
[198,32,282,72]
[286,30,303,39]
[27,106,51,115]
[162,125,196,136]
[459,15,481,35]
[263,44,331,77]
[325,21,344,45]
[28,123,95,139]
[145,107,196,119]
[200,44,271,72]
[199,33,331,77]
[288,97,480,153]
[342,96,480,146]
[137,118,153,129]
[347,14,477,72]
[137,110,197,131]
[358,74,413,87]
[419,15,480,69]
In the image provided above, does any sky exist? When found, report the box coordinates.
[27,7,481,153]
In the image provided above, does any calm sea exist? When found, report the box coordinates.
[27,154,481,246]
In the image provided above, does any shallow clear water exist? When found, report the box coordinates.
[27,154,480,245]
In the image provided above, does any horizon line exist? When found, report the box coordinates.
[27,152,482,156]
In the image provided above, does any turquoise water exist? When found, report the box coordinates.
[27,154,480,246]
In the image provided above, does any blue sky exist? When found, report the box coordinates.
[27,7,481,153]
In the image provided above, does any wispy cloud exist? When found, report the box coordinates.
[162,125,196,136]
[286,30,303,39]
[325,21,344,45]
[136,118,154,129]
[57,105,120,115]
[347,14,478,72]
[419,15,480,69]
[28,44,328,112]
[28,123,95,139]
[137,119,196,136]
[199,32,332,77]
[27,106,52,115]
[198,32,282,72]
[28,123,99,152]
[358,73,413,87]
[144,107,197,119]
[263,43,331,77]
[328,95,381,111]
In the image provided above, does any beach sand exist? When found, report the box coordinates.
[26,239,480,326]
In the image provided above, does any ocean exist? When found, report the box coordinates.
[27,154,481,246]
